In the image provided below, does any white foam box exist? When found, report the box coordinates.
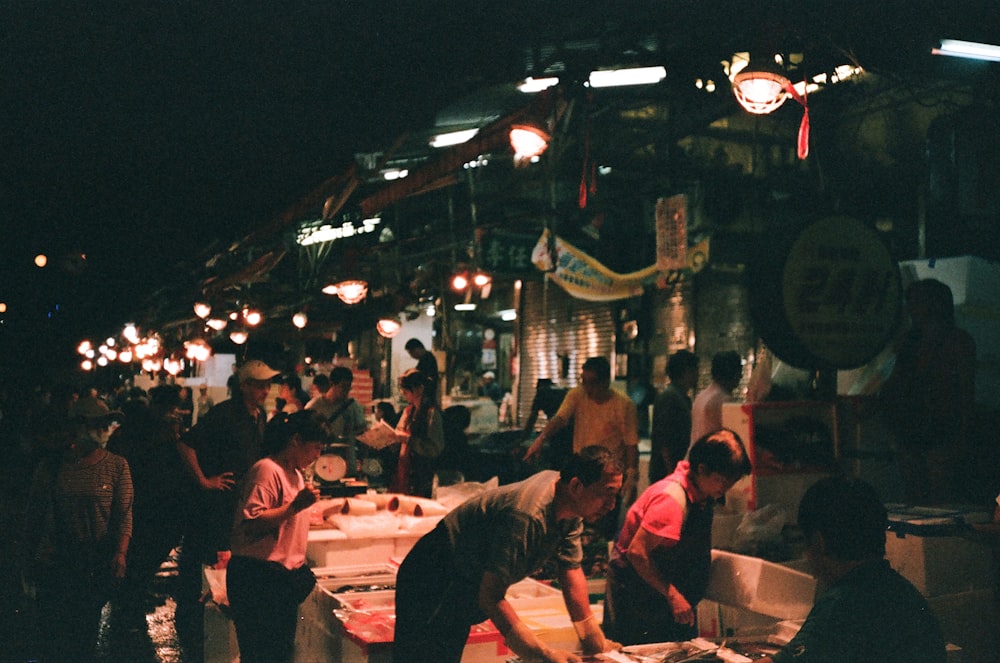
[697,599,781,640]
[514,604,604,652]
[885,509,996,597]
[331,578,572,663]
[704,550,816,620]
[297,563,401,663]
[307,529,397,567]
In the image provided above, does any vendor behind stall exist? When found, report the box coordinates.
[392,446,623,663]
[603,429,751,645]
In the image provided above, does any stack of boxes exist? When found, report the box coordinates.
[885,506,999,663]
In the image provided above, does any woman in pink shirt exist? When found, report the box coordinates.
[226,410,324,663]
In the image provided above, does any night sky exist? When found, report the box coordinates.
[0,2,533,376]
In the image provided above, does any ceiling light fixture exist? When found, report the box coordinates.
[430,128,479,148]
[292,311,308,329]
[730,56,791,115]
[323,279,368,305]
[242,308,263,326]
[376,317,402,338]
[517,76,560,93]
[587,65,666,88]
[509,123,550,159]
[932,38,1000,62]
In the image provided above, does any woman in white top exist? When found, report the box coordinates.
[226,410,324,663]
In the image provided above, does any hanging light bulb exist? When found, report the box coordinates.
[123,323,140,345]
[730,55,791,115]
[472,271,491,287]
[243,308,263,326]
[323,279,368,305]
[509,123,550,159]
[376,317,402,338]
[292,311,308,329]
[119,348,133,363]
[451,272,469,291]
[206,317,228,331]
[193,302,212,318]
[185,339,213,362]
[229,329,249,345]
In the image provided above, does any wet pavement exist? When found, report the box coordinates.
[3,557,198,663]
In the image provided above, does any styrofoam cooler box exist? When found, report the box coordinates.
[885,506,995,597]
[696,599,781,640]
[704,550,816,620]
[329,578,568,662]
[504,577,564,611]
[297,563,401,662]
[513,604,603,652]
[307,529,397,567]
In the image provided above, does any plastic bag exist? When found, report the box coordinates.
[730,504,790,559]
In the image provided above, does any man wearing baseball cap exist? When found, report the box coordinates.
[175,358,279,651]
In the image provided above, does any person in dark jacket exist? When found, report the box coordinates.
[758,476,946,663]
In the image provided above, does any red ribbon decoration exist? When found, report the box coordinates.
[784,80,810,160]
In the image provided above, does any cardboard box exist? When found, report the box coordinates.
[886,508,996,597]
[722,402,837,518]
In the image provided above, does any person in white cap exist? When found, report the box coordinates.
[478,370,503,405]
[174,358,280,649]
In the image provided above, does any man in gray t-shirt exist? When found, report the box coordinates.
[393,446,623,663]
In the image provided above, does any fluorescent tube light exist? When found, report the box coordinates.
[588,66,666,88]
[932,39,1000,63]
[430,128,479,148]
[517,76,560,93]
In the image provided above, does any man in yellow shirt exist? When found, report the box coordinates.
[525,356,638,536]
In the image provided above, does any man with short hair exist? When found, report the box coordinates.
[689,350,742,447]
[393,446,623,663]
[305,366,367,474]
[175,359,280,649]
[649,350,699,484]
[758,476,946,663]
[524,357,639,517]
[404,337,440,397]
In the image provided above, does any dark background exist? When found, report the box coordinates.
[0,2,535,377]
